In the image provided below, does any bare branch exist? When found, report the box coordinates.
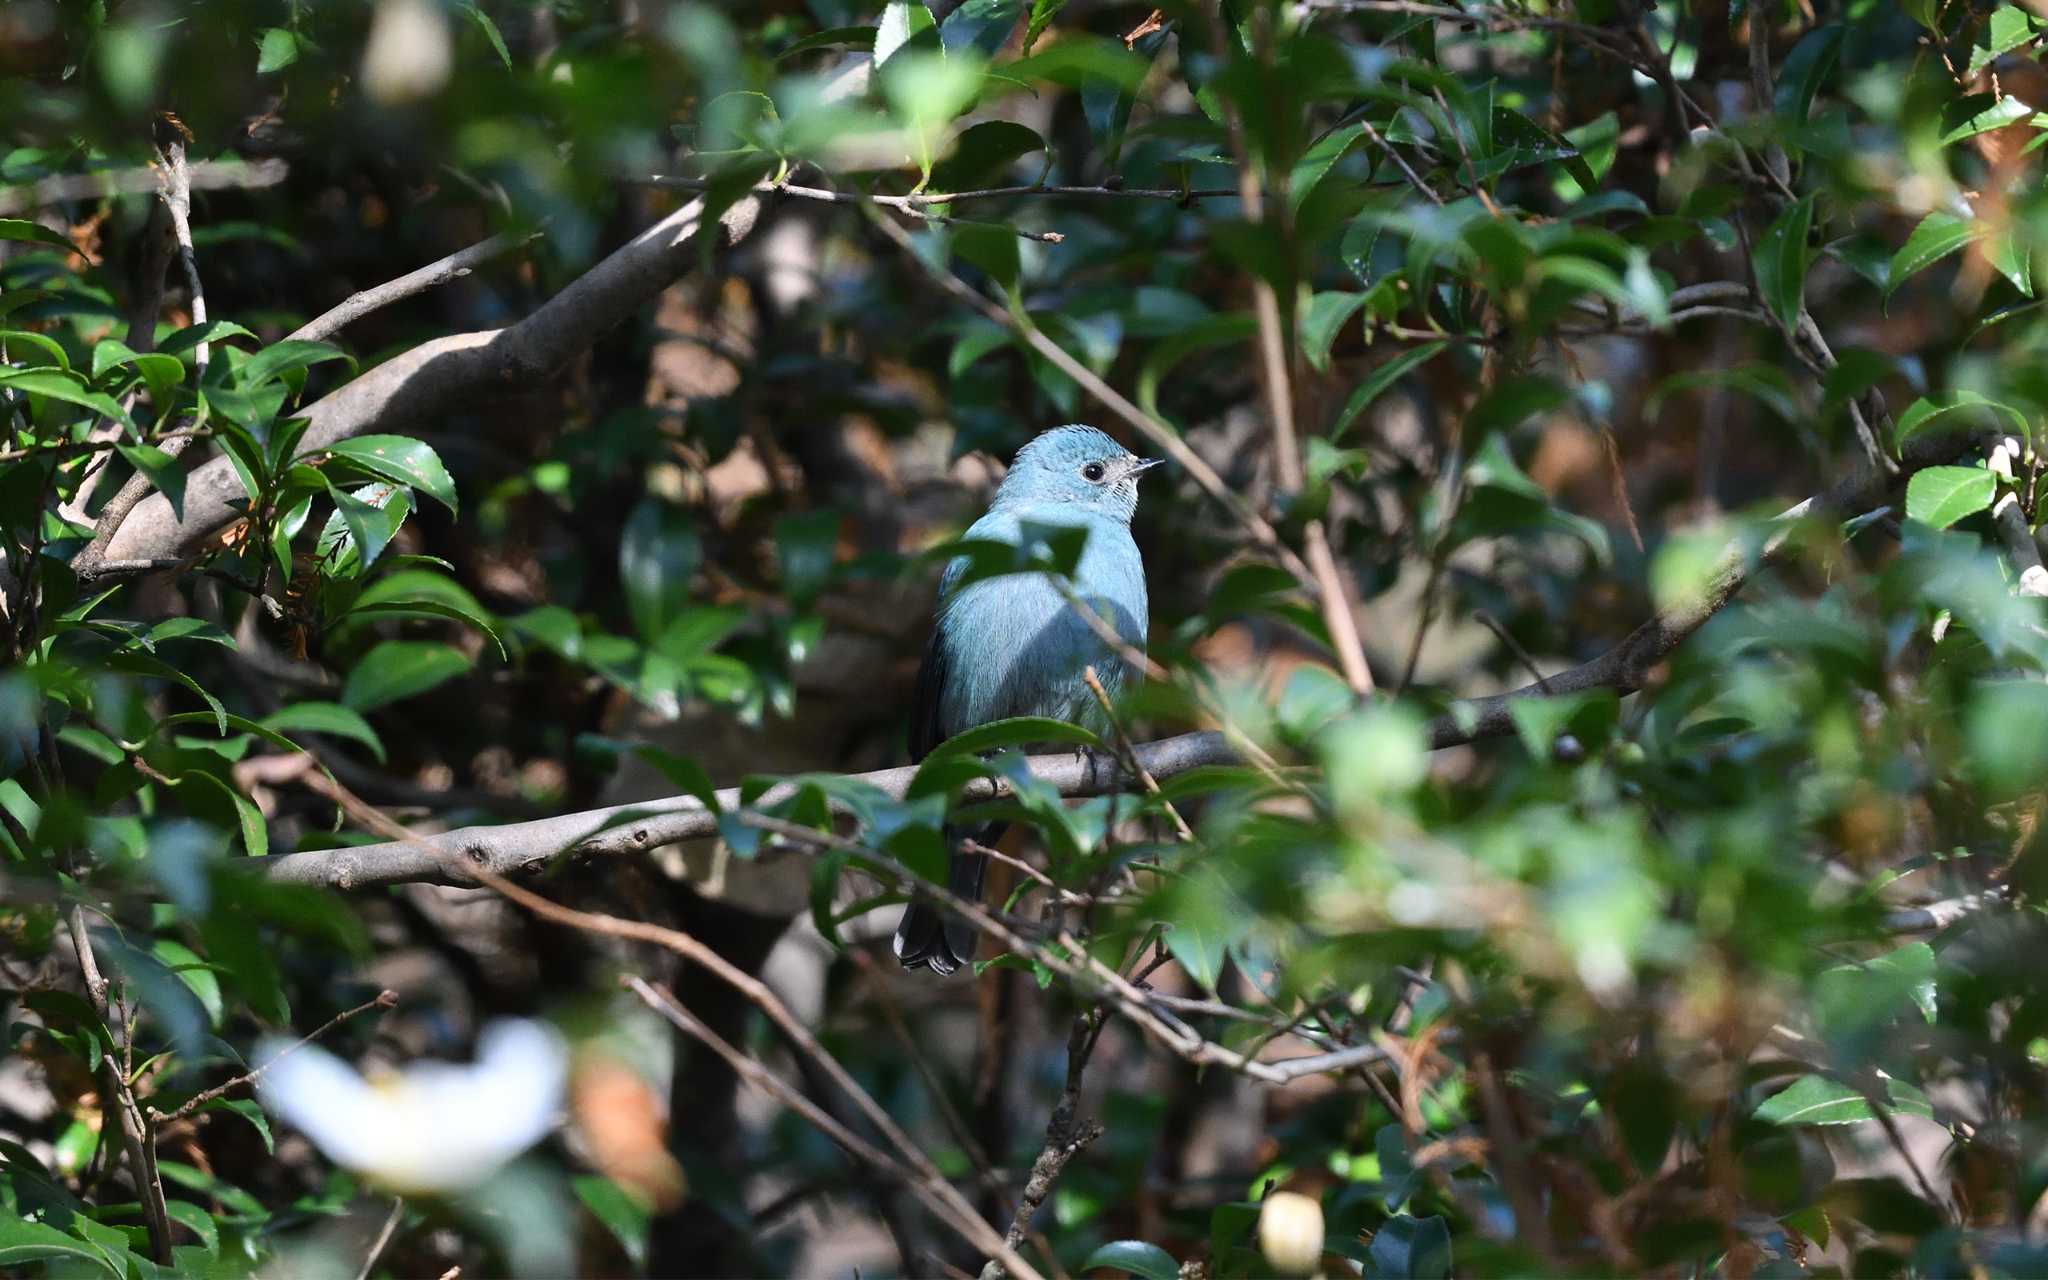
[78,194,761,573]
[151,989,397,1124]
[287,230,540,345]
[0,157,287,216]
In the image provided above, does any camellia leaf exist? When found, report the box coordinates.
[1299,291,1367,372]
[341,641,474,712]
[1753,194,1815,332]
[1905,465,1995,529]
[922,715,1101,759]
[1885,211,1982,303]
[0,218,76,252]
[1330,341,1449,439]
[320,435,456,512]
[1893,389,2030,447]
[1079,1240,1179,1280]
[260,702,387,762]
[1754,1073,1933,1125]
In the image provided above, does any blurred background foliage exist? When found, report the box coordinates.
[6,0,2048,1276]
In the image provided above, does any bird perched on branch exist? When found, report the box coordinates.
[894,425,1158,975]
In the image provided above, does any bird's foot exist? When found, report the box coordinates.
[1076,743,1121,787]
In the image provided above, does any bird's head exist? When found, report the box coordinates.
[991,424,1160,523]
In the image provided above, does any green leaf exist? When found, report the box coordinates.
[1329,342,1448,439]
[1774,25,1844,123]
[1023,0,1068,52]
[1905,465,1996,529]
[255,26,299,74]
[940,0,1023,57]
[240,338,354,394]
[1971,7,2041,74]
[95,341,184,408]
[776,26,878,59]
[922,715,1101,759]
[1080,1240,1180,1280]
[0,367,133,427]
[1753,194,1814,332]
[953,222,1020,290]
[0,218,75,252]
[1753,1073,1932,1125]
[164,1200,220,1256]
[931,119,1045,191]
[574,1175,650,1270]
[321,479,409,577]
[158,320,260,358]
[1885,211,1982,302]
[620,498,703,641]
[259,702,387,763]
[202,1098,274,1153]
[116,443,186,519]
[341,569,505,656]
[1369,1214,1452,1279]
[874,1,937,68]
[460,0,513,68]
[172,770,269,859]
[151,937,225,1026]
[1894,390,2030,447]
[0,1218,122,1277]
[319,435,456,512]
[1299,291,1366,372]
[1940,92,2035,145]
[341,641,473,712]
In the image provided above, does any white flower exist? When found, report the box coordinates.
[360,0,452,106]
[256,1019,568,1193]
[1258,1190,1326,1277]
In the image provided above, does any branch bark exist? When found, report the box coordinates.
[82,194,761,570]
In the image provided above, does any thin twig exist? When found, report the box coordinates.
[288,231,540,344]
[636,174,1242,207]
[642,176,1069,243]
[355,1197,406,1280]
[1081,665,1194,842]
[152,990,399,1124]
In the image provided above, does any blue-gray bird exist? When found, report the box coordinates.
[895,425,1158,975]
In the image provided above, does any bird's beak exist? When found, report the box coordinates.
[1129,457,1163,477]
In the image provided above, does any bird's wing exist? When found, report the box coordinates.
[909,553,970,762]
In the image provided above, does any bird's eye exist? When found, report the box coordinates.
[1081,462,1107,482]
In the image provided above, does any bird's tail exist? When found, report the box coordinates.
[893,827,993,976]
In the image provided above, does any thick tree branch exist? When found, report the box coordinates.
[81,195,761,570]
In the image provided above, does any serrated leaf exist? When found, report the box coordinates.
[1905,465,1995,528]
[875,1,936,67]
[1970,6,2041,74]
